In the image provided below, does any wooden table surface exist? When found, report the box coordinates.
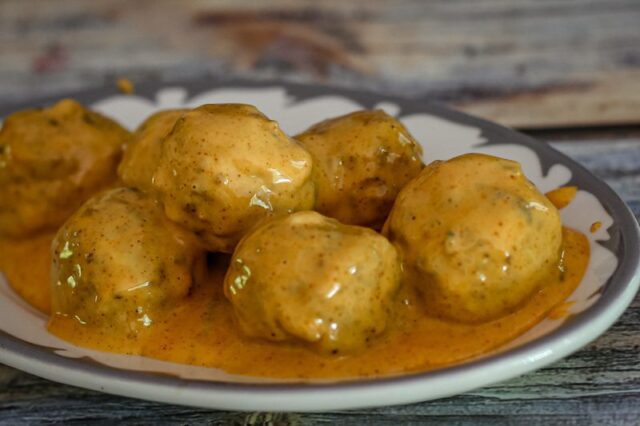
[1,1,639,424]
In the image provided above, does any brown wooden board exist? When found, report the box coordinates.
[0,0,639,128]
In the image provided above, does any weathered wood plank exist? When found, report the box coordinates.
[552,138,640,215]
[0,0,639,128]
[1,133,639,425]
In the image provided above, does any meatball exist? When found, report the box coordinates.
[153,104,315,252]
[0,99,129,237]
[295,110,424,229]
[118,109,186,193]
[384,153,563,323]
[224,211,401,354]
[51,187,205,333]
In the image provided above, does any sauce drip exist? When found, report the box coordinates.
[1,228,589,379]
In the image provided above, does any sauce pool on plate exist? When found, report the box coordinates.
[1,227,588,379]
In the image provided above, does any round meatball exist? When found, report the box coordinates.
[384,153,563,323]
[224,211,401,354]
[152,104,315,252]
[118,109,186,193]
[51,187,205,333]
[0,99,129,237]
[296,110,424,229]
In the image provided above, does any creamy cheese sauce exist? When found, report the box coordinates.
[1,227,588,379]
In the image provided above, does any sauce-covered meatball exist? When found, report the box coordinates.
[118,109,186,193]
[0,99,129,237]
[152,104,315,252]
[296,110,423,229]
[224,211,401,354]
[51,187,205,333]
[384,153,563,323]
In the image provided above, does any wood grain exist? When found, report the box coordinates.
[0,0,639,128]
[1,133,639,425]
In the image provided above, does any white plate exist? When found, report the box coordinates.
[1,80,639,411]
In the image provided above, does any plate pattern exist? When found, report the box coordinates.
[0,82,635,410]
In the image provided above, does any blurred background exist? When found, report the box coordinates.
[1,0,639,130]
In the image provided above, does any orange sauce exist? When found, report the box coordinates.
[546,186,578,209]
[0,231,54,313]
[116,77,135,94]
[547,300,575,320]
[1,228,589,379]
